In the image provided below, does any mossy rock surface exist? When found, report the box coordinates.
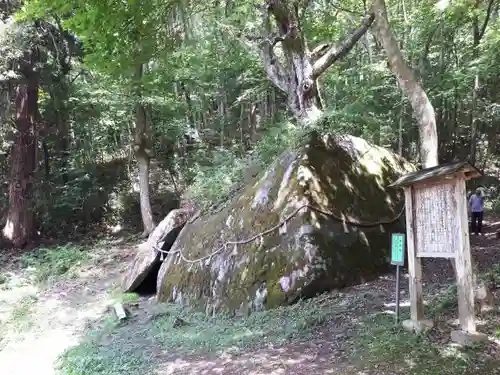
[157,133,416,316]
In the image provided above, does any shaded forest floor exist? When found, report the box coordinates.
[2,223,500,374]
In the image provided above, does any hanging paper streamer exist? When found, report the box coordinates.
[258,235,264,249]
[231,243,238,255]
[279,219,287,235]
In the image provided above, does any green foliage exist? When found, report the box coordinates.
[489,196,500,214]
[427,285,458,317]
[7,295,38,332]
[0,294,38,346]
[186,122,302,208]
[21,244,89,283]
[355,313,486,375]
[0,0,497,241]
[110,291,140,304]
[0,273,7,286]
[482,263,500,286]
[35,160,129,235]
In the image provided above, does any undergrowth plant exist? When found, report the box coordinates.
[354,312,482,375]
[22,243,89,283]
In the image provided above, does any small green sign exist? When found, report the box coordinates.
[391,233,405,266]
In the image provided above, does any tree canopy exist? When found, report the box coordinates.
[0,0,498,245]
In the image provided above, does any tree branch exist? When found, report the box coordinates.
[312,12,374,79]
[479,0,495,40]
[260,40,289,93]
[258,2,290,93]
[310,43,330,61]
[331,3,365,15]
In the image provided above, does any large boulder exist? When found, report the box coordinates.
[157,133,415,315]
[121,208,191,294]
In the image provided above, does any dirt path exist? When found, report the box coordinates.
[1,220,500,375]
[0,241,136,375]
[151,289,387,375]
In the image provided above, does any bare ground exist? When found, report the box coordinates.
[2,220,500,375]
[0,238,135,375]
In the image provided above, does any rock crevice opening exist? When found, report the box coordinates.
[122,209,190,296]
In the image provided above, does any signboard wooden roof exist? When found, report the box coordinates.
[389,161,483,188]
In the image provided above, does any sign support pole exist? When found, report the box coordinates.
[391,233,405,325]
[395,264,401,324]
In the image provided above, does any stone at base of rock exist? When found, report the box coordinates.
[450,330,488,346]
[402,319,434,334]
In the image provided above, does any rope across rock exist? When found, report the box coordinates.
[155,202,405,264]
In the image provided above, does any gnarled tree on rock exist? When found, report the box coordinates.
[252,0,374,125]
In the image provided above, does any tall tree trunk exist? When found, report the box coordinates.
[257,1,373,124]
[134,64,155,236]
[42,140,50,177]
[398,97,405,156]
[469,0,494,163]
[56,93,70,183]
[47,92,70,183]
[467,0,496,309]
[180,82,195,128]
[371,0,438,168]
[470,14,481,164]
[2,74,39,248]
[470,72,479,163]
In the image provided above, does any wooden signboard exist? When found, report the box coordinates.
[413,182,459,258]
[390,161,483,339]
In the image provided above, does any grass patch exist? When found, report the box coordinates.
[427,285,458,317]
[0,272,9,289]
[58,342,152,375]
[151,297,341,354]
[109,291,139,304]
[10,294,38,323]
[55,264,500,375]
[58,341,153,375]
[354,313,476,375]
[56,294,344,375]
[21,243,90,284]
[482,263,500,286]
[57,317,154,375]
[352,286,500,375]
[1,294,38,339]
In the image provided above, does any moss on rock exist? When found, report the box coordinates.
[156,133,416,316]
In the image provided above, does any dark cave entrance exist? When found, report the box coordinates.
[133,258,162,296]
[131,224,184,297]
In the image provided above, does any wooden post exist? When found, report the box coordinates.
[404,186,424,321]
[454,177,476,333]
